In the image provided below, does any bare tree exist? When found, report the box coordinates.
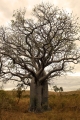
[0,3,80,112]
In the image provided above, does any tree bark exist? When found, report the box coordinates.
[29,72,49,112]
[36,81,42,112]
[30,78,36,111]
[42,80,49,110]
[30,78,42,112]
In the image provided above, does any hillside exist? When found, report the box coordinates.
[0,90,80,120]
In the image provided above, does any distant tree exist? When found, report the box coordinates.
[0,3,80,112]
[53,85,59,92]
[60,87,63,92]
[53,85,63,93]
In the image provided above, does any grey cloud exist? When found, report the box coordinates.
[52,76,80,91]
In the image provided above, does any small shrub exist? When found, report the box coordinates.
[16,87,24,103]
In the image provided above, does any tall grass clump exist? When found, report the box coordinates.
[0,90,16,113]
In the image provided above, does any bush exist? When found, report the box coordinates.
[16,87,24,103]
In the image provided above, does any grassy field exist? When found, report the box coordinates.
[0,90,80,120]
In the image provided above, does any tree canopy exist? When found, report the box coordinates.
[0,3,80,112]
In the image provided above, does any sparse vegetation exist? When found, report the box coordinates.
[0,90,16,119]
[0,2,80,112]
[16,86,24,104]
[53,85,63,96]
[53,85,63,92]
[0,90,80,120]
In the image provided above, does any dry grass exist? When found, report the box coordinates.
[0,90,80,120]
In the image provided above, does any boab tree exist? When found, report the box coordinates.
[0,3,80,112]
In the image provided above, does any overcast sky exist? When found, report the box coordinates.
[0,0,80,91]
[0,0,80,26]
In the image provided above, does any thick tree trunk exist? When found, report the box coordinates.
[36,81,42,112]
[30,79,42,112]
[30,78,36,111]
[42,80,49,110]
[29,77,49,112]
